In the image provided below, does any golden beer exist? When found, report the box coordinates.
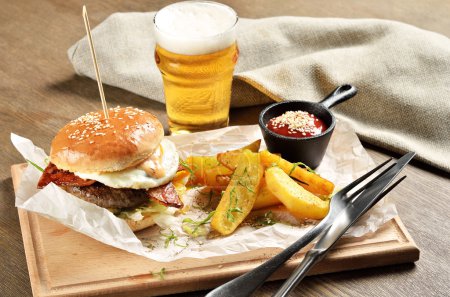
[153,1,238,134]
[155,43,238,132]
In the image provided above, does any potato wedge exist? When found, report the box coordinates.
[259,150,334,196]
[217,139,261,170]
[203,165,233,188]
[183,156,233,187]
[172,170,190,186]
[217,151,241,171]
[252,178,281,210]
[172,170,190,202]
[211,150,264,235]
[265,167,329,219]
[173,183,187,202]
[240,139,261,152]
[215,175,231,187]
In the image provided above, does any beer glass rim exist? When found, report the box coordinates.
[153,0,238,40]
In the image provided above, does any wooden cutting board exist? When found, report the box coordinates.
[11,164,420,297]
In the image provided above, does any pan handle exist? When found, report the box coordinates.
[319,85,357,109]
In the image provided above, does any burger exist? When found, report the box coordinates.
[37,106,182,232]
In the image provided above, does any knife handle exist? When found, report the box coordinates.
[273,249,325,297]
[205,221,327,297]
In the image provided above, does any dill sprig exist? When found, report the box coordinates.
[225,166,257,222]
[237,180,254,193]
[289,161,316,175]
[226,187,243,222]
[26,159,44,172]
[179,158,200,185]
[152,267,166,280]
[179,158,195,175]
[182,211,215,237]
[159,229,188,248]
[258,211,277,226]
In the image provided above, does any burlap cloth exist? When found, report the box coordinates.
[68,13,450,172]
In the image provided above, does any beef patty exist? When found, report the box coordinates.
[60,183,149,209]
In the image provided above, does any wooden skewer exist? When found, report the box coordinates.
[82,5,109,119]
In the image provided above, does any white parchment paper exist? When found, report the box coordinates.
[11,121,397,262]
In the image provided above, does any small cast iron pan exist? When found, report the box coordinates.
[258,84,357,168]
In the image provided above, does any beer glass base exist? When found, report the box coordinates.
[169,118,229,135]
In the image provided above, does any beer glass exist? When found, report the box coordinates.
[153,1,238,134]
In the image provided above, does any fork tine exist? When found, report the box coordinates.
[352,152,415,215]
[339,157,392,194]
[347,163,396,201]
[369,176,407,206]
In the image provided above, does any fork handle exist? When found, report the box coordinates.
[205,223,326,297]
[273,249,325,297]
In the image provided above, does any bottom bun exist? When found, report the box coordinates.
[124,215,156,232]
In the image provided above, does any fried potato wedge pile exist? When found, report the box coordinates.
[179,140,335,235]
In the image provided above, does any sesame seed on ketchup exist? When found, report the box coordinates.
[266,110,327,138]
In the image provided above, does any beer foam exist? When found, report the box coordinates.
[154,1,237,55]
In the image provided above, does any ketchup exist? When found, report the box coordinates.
[266,110,327,138]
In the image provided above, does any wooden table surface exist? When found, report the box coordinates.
[1,1,449,296]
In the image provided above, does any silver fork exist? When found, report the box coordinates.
[206,152,415,297]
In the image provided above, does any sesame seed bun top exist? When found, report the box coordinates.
[50,106,164,173]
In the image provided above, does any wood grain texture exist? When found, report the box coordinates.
[10,164,419,297]
[1,0,449,297]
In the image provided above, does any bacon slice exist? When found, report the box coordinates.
[147,182,183,208]
[38,163,96,188]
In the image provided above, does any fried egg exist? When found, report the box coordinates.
[75,139,179,189]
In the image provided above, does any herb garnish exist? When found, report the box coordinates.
[287,161,316,185]
[289,161,316,175]
[237,180,255,193]
[258,211,277,226]
[26,159,44,172]
[226,187,243,222]
[152,267,166,280]
[236,167,255,193]
[179,158,199,184]
[143,242,156,250]
[179,158,195,174]
[159,229,188,248]
[182,211,215,237]
[225,166,258,222]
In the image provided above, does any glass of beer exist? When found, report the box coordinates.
[153,1,238,134]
